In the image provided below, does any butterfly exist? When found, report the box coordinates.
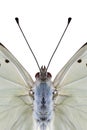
[0,17,87,130]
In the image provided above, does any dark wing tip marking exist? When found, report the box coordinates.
[0,43,6,48]
[0,43,9,50]
[80,42,87,49]
[0,43,10,63]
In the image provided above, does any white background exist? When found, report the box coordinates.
[0,0,87,80]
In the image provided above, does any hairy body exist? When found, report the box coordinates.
[33,80,54,130]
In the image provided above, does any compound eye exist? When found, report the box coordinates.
[47,72,52,78]
[35,72,40,79]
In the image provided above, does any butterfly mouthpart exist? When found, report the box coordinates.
[41,66,47,72]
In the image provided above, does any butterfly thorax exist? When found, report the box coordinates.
[33,66,54,130]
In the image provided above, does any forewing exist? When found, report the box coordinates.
[53,43,87,130]
[0,43,33,87]
[53,43,87,87]
[0,43,34,130]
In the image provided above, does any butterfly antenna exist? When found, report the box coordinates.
[15,17,41,71]
[46,17,72,70]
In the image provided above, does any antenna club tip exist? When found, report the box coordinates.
[15,17,19,24]
[68,17,72,24]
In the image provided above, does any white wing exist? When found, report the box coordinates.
[0,43,34,130]
[53,43,87,130]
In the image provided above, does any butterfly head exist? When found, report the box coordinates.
[35,66,52,81]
